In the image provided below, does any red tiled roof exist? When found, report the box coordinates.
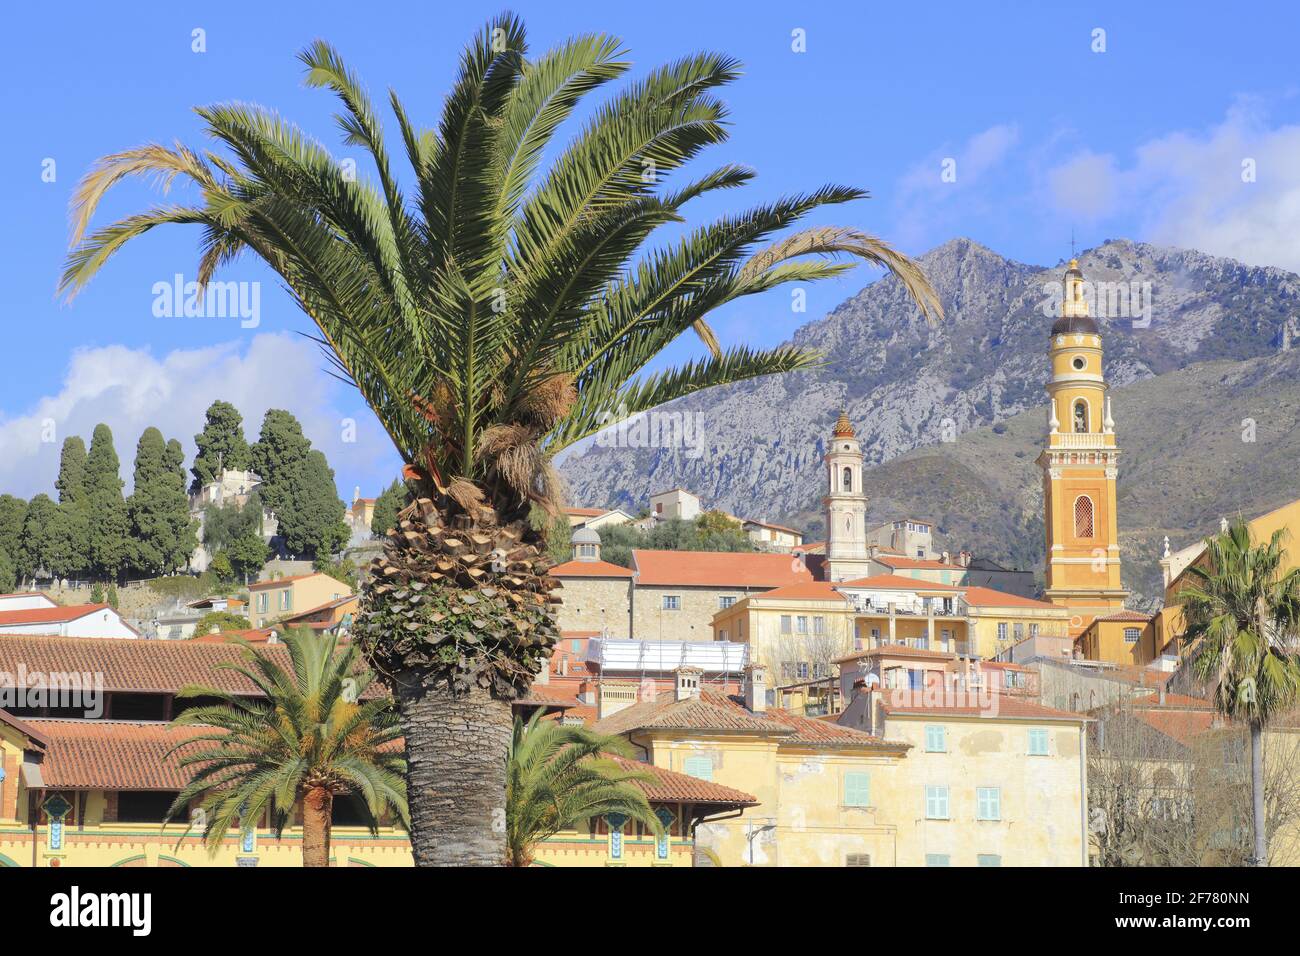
[1093,610,1154,623]
[763,708,908,749]
[880,692,1086,722]
[962,586,1063,610]
[248,573,350,592]
[281,595,359,623]
[0,603,114,626]
[608,755,757,807]
[549,559,634,579]
[1132,709,1215,746]
[28,719,202,790]
[189,628,275,644]
[0,634,292,694]
[837,574,964,591]
[0,707,50,749]
[632,550,812,588]
[873,556,956,570]
[516,687,580,710]
[834,644,957,664]
[750,581,849,603]
[563,507,608,518]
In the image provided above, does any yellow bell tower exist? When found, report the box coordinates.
[1038,259,1128,637]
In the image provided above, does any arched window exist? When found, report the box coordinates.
[842,467,853,491]
[1074,495,1094,538]
[1072,399,1089,433]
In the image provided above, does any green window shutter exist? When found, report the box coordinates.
[925,853,950,867]
[925,724,946,752]
[977,854,1002,867]
[977,787,1001,821]
[683,756,712,782]
[843,772,870,807]
[1028,729,1049,756]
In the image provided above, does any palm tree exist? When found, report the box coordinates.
[60,15,942,865]
[507,709,660,867]
[165,629,408,867]
[1181,518,1300,866]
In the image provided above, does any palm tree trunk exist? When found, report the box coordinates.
[1250,720,1267,866]
[302,786,333,867]
[395,674,512,866]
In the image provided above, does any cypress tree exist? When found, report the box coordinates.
[251,411,346,559]
[54,436,91,574]
[191,400,252,493]
[85,423,131,581]
[370,478,408,538]
[128,427,200,576]
[19,494,62,580]
[0,494,26,570]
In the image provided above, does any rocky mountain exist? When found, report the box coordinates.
[558,238,1300,601]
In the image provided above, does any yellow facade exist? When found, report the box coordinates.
[966,603,1071,659]
[711,591,855,676]
[1039,260,1128,639]
[1076,616,1158,667]
[249,572,353,629]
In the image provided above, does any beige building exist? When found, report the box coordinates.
[549,529,635,637]
[866,518,940,560]
[741,519,804,552]
[648,488,702,522]
[248,572,353,629]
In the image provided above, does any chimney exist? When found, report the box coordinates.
[674,665,703,701]
[1159,684,1167,705]
[744,663,769,713]
[941,550,950,565]
[536,656,551,685]
[267,630,279,644]
[597,680,639,719]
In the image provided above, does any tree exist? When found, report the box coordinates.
[53,437,91,575]
[370,478,407,539]
[202,493,263,553]
[62,18,941,865]
[191,400,251,493]
[1182,519,1300,866]
[90,582,105,604]
[0,548,15,593]
[128,427,200,575]
[19,495,62,581]
[226,529,271,583]
[251,411,347,559]
[506,710,660,867]
[529,503,572,566]
[314,555,358,590]
[166,629,408,866]
[193,609,250,635]
[596,518,753,568]
[0,495,27,578]
[85,424,131,581]
[696,509,740,534]
[209,552,234,583]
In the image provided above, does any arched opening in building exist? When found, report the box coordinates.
[1074,495,1095,538]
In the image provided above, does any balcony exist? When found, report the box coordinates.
[1049,432,1112,449]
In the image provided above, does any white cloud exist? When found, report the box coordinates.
[1044,98,1300,272]
[0,334,399,500]
[892,123,1020,247]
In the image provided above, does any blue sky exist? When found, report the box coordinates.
[4,0,1299,500]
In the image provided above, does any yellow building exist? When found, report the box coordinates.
[591,665,1088,866]
[248,572,353,629]
[963,586,1071,659]
[1075,609,1158,666]
[1157,497,1300,659]
[1038,259,1129,638]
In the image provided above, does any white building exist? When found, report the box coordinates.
[648,488,701,523]
[823,412,872,582]
[0,603,139,639]
[0,592,59,613]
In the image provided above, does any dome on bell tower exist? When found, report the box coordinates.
[832,410,855,438]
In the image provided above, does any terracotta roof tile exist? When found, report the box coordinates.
[593,690,793,736]
[608,755,757,806]
[27,719,203,790]
[962,586,1063,610]
[632,550,812,588]
[750,581,849,603]
[1093,610,1154,622]
[549,559,634,579]
[837,574,964,591]
[1132,709,1216,746]
[880,692,1086,722]
[0,603,114,626]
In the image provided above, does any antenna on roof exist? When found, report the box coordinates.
[1070,227,1077,260]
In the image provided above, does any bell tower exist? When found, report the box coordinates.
[823,411,872,582]
[1038,259,1128,637]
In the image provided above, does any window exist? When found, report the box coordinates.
[976,787,1001,821]
[279,590,292,611]
[842,467,853,491]
[780,615,792,635]
[843,772,871,807]
[682,756,713,781]
[718,630,728,642]
[116,791,182,824]
[870,627,881,643]
[813,616,826,635]
[1013,622,1024,641]
[719,596,736,609]
[925,853,950,867]
[1028,729,1049,756]
[1029,623,1039,639]
[925,785,950,819]
[796,616,808,634]
[924,725,947,753]
[997,622,1008,642]
[1074,495,1094,538]
[256,592,268,613]
[662,595,680,611]
[845,853,871,867]
[796,662,810,680]
[1071,355,1086,371]
[977,854,1002,867]
[1072,399,1089,433]
[1124,628,1140,644]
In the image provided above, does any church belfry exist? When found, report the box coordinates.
[823,411,872,582]
[1038,259,1128,635]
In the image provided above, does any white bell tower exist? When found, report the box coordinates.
[823,411,872,582]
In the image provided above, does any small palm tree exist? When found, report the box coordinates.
[507,709,661,867]
[62,15,941,865]
[1182,518,1300,866]
[165,629,408,867]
